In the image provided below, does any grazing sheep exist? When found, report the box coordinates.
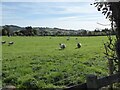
[77,43,82,48]
[66,37,70,41]
[1,41,6,44]
[75,38,78,40]
[59,43,66,49]
[66,38,69,41]
[8,41,14,46]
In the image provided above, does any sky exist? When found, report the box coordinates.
[1,1,112,31]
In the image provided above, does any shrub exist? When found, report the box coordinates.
[3,75,17,85]
[19,78,39,89]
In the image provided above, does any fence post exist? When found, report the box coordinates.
[86,74,98,90]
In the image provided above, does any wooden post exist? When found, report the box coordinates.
[112,2,120,73]
[86,74,98,90]
[108,59,113,90]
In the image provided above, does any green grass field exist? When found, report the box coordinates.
[2,36,109,89]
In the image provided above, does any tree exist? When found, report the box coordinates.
[92,1,120,89]
[3,25,11,37]
[92,0,120,72]
[93,0,120,89]
[25,26,34,36]
[2,28,7,36]
[32,29,38,36]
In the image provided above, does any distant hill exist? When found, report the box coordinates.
[0,25,86,32]
[5,25,24,31]
[0,25,24,32]
[0,25,113,36]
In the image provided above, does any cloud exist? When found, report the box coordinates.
[57,15,103,21]
[2,0,94,2]
[57,5,97,14]
[2,2,95,18]
[2,14,110,31]
[2,0,120,2]
[2,2,111,30]
[0,3,2,25]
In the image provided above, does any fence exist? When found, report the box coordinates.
[64,73,120,90]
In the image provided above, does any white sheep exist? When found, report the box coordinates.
[59,43,66,49]
[77,43,82,48]
[66,38,69,41]
[1,41,6,44]
[8,41,14,46]
[66,37,70,41]
[75,38,78,40]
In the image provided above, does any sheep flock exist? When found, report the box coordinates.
[59,42,82,50]
[1,41,14,46]
[2,37,82,50]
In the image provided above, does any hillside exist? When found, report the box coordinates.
[0,25,114,36]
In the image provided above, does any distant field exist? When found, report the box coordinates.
[2,36,109,89]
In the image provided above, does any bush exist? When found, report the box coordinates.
[19,78,39,89]
[3,75,17,85]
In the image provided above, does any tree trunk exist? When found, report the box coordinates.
[112,2,120,73]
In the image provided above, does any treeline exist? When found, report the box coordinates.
[0,25,116,36]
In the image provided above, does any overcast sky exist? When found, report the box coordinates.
[1,0,111,30]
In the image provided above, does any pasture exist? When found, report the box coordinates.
[2,36,109,89]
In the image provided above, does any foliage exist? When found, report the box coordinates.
[93,1,120,88]
[0,25,115,36]
[93,0,120,72]
[104,35,118,74]
[19,78,39,89]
